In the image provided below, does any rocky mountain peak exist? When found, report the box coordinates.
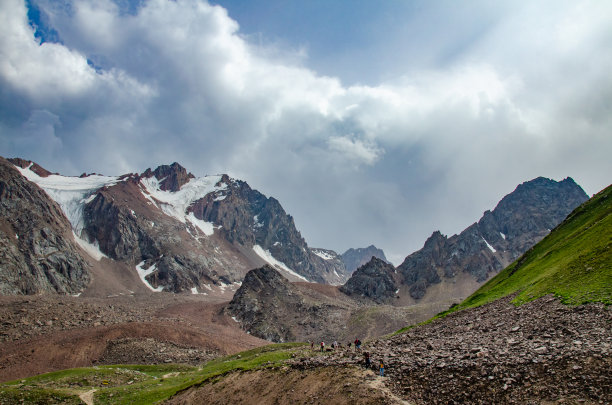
[396,176,589,300]
[7,158,53,178]
[238,265,293,294]
[341,245,389,274]
[141,162,195,192]
[339,257,398,303]
[227,265,301,342]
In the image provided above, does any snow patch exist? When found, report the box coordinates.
[191,287,198,294]
[231,316,239,323]
[253,245,309,282]
[500,232,506,240]
[73,232,107,261]
[135,261,163,292]
[203,284,212,291]
[139,174,226,227]
[16,164,119,235]
[186,212,215,236]
[482,237,497,253]
[312,249,334,260]
[333,270,340,278]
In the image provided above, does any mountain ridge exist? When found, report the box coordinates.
[1,156,350,295]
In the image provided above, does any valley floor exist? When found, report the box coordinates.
[0,293,609,404]
[0,293,268,383]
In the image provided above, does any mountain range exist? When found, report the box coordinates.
[0,156,390,295]
[1,154,609,405]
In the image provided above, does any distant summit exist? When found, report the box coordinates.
[397,176,589,300]
[339,177,589,306]
[341,245,389,274]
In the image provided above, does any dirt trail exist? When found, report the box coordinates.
[79,389,96,405]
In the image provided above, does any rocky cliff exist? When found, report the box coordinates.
[397,177,589,299]
[341,245,389,274]
[226,265,357,343]
[187,174,347,284]
[5,157,347,294]
[0,157,90,294]
[339,257,398,303]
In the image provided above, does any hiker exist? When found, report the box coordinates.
[355,339,361,350]
[364,352,371,369]
[379,360,385,377]
[333,340,338,349]
[320,341,325,353]
[348,342,352,350]
[310,341,314,350]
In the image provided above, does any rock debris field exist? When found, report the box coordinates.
[291,295,611,404]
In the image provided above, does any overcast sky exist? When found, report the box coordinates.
[1,0,611,264]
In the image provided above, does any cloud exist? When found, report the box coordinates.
[0,0,611,262]
[327,135,383,167]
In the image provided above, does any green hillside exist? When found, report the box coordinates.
[0,343,306,404]
[455,183,612,311]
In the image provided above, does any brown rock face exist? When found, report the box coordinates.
[397,177,588,299]
[7,158,53,177]
[82,177,249,293]
[189,175,348,284]
[141,162,195,192]
[0,157,90,294]
[227,265,354,343]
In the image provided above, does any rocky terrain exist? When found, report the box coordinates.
[290,294,611,404]
[395,177,588,300]
[339,257,399,303]
[0,293,268,382]
[227,265,446,344]
[341,245,390,274]
[0,157,90,295]
[226,265,356,343]
[2,156,351,296]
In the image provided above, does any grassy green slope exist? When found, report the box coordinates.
[0,343,306,405]
[455,183,612,311]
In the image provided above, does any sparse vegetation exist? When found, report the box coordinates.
[431,184,612,321]
[0,343,307,405]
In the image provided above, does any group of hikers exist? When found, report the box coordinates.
[310,338,362,352]
[309,338,385,376]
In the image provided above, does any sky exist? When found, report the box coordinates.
[1,0,611,265]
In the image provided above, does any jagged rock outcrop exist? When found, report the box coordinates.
[0,157,90,294]
[226,265,355,343]
[9,157,345,293]
[397,177,589,299]
[227,265,305,342]
[141,162,195,192]
[340,257,398,303]
[310,248,349,285]
[189,175,347,284]
[82,173,246,293]
[341,245,389,274]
